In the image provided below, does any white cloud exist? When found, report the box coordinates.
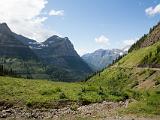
[95,35,110,46]
[49,10,64,16]
[145,3,160,16]
[76,48,88,56]
[121,38,138,51]
[123,39,136,46]
[0,0,57,42]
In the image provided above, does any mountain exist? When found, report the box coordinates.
[0,23,48,79]
[33,35,93,82]
[0,23,37,60]
[0,22,160,118]
[0,23,92,81]
[82,49,126,71]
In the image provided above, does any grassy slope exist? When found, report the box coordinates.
[0,77,83,108]
[116,41,160,67]
[88,42,160,115]
[0,42,160,115]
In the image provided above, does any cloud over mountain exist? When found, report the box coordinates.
[95,35,110,46]
[0,0,55,41]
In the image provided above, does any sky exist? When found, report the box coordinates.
[0,0,160,55]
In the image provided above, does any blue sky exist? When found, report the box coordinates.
[0,0,159,55]
[43,0,160,55]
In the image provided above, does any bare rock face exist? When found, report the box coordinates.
[35,35,79,59]
[141,22,160,48]
[42,36,78,57]
[0,23,12,34]
[33,35,93,82]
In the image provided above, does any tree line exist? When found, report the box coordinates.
[0,64,17,77]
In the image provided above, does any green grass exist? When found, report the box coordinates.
[0,77,82,108]
[0,42,160,116]
[122,90,160,116]
[0,67,139,108]
[1,64,159,109]
[0,76,115,108]
[116,41,160,67]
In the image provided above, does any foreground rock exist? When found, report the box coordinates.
[0,101,159,120]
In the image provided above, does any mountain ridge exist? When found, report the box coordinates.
[0,23,93,81]
[82,48,126,71]
[129,22,160,52]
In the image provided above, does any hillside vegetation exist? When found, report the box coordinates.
[0,44,160,116]
[117,41,160,67]
[129,22,160,52]
[1,42,160,115]
[0,23,160,118]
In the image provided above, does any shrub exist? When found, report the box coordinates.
[55,87,62,92]
[70,103,79,111]
[131,81,139,88]
[155,80,160,85]
[26,100,34,107]
[59,92,67,99]
[131,90,142,100]
[81,87,86,93]
[98,86,105,95]
[155,90,160,94]
[40,89,55,96]
[154,76,160,85]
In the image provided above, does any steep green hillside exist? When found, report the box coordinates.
[117,41,160,67]
[86,41,160,115]
[129,22,160,52]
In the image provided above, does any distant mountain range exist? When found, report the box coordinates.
[82,49,127,71]
[0,23,92,81]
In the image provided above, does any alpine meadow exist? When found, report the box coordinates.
[0,0,160,120]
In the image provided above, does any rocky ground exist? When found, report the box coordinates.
[0,101,159,120]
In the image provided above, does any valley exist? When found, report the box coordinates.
[0,1,160,119]
[1,22,160,119]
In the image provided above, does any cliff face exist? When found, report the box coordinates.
[33,35,93,82]
[141,22,160,48]
[129,22,160,52]
[35,36,79,59]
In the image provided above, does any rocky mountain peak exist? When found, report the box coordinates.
[0,23,12,34]
[44,35,71,45]
[82,48,126,71]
